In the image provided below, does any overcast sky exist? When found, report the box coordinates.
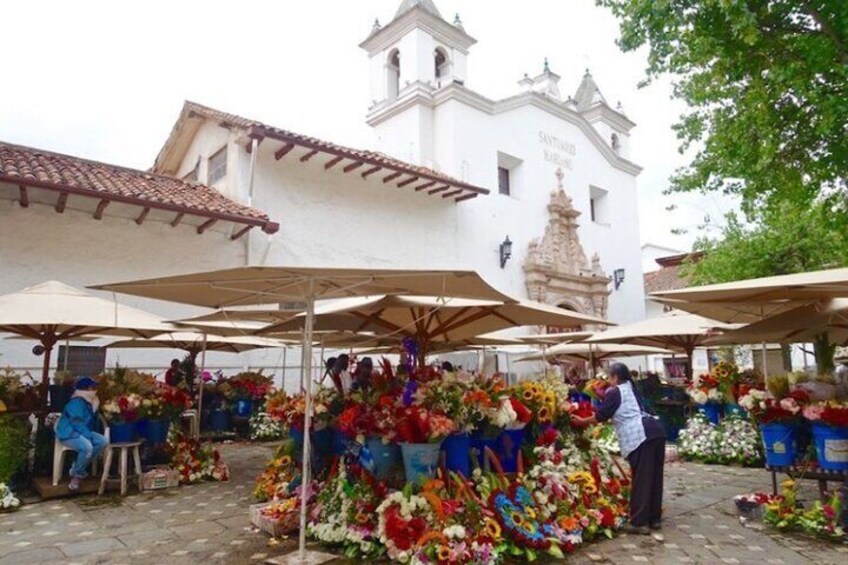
[0,0,735,251]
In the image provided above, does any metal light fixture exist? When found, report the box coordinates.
[499,236,512,268]
[613,268,626,290]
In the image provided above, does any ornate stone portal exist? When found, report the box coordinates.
[524,169,611,325]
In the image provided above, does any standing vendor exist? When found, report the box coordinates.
[55,377,109,491]
[572,363,666,534]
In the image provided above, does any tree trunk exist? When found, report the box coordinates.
[813,333,836,375]
[781,344,793,372]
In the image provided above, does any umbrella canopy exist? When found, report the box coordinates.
[0,280,175,418]
[651,267,848,323]
[516,331,595,345]
[517,342,672,363]
[90,266,520,560]
[586,311,738,378]
[254,294,607,360]
[706,298,848,347]
[91,266,513,308]
[106,331,289,354]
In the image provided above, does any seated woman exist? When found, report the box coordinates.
[55,377,109,490]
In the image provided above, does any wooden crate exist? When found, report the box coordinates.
[249,502,300,537]
[141,466,180,491]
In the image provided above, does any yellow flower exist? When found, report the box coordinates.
[511,512,525,527]
[781,479,796,490]
[538,406,552,423]
[484,518,502,540]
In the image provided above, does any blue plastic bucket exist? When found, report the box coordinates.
[235,399,253,417]
[400,442,441,485]
[761,422,797,467]
[332,428,348,455]
[141,419,170,443]
[725,403,747,419]
[208,409,230,431]
[470,432,498,469]
[495,428,526,473]
[367,437,400,480]
[109,422,138,443]
[441,432,471,477]
[812,423,848,471]
[699,403,722,425]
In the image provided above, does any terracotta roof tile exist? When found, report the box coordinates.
[644,263,691,294]
[177,101,487,198]
[0,140,278,233]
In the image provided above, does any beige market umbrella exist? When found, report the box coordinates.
[106,331,289,355]
[586,311,738,378]
[255,294,607,364]
[516,331,594,345]
[0,281,175,420]
[90,266,517,559]
[706,298,848,347]
[517,342,673,363]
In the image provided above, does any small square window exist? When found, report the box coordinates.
[208,146,227,185]
[498,167,510,195]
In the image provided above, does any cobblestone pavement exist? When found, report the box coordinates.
[1,443,846,564]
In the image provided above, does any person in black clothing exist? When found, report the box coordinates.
[573,362,666,535]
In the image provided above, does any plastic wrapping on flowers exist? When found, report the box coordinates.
[763,480,845,540]
[678,414,762,466]
[0,482,20,512]
[168,433,230,483]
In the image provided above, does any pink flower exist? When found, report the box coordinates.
[803,404,825,422]
[779,398,799,414]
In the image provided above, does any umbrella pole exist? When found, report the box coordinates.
[298,281,316,560]
[281,346,287,392]
[197,334,208,439]
[63,340,69,371]
[39,339,55,427]
[761,342,769,378]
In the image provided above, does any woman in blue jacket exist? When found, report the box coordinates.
[55,377,108,490]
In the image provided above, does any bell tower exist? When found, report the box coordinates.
[360,0,475,166]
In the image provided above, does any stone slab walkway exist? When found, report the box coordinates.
[1,443,846,564]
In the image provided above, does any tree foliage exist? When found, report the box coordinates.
[599,0,848,215]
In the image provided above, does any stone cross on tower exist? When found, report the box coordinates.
[555,167,564,190]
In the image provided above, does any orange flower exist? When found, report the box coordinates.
[559,516,578,531]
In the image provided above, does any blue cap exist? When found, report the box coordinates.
[75,377,97,390]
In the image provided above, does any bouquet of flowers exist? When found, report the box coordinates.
[415,373,476,433]
[396,406,456,444]
[463,374,513,437]
[227,371,274,402]
[711,360,740,400]
[803,400,848,427]
[139,383,191,421]
[678,413,721,462]
[102,393,142,424]
[0,483,20,512]
[741,389,809,424]
[250,412,285,441]
[169,433,229,483]
[514,381,556,428]
[687,374,723,405]
[255,453,298,501]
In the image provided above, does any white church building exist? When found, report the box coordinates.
[0,0,646,380]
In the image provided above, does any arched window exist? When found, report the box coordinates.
[610,133,621,153]
[434,47,448,80]
[387,49,400,100]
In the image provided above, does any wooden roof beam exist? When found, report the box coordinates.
[135,207,150,225]
[93,199,110,220]
[275,143,295,160]
[382,171,403,183]
[343,161,364,173]
[414,181,437,192]
[397,176,419,188]
[300,150,319,162]
[55,193,68,213]
[324,156,344,170]
[170,212,185,228]
[428,185,450,195]
[197,218,218,234]
[360,165,382,179]
[230,225,254,240]
[442,189,463,199]
[455,193,478,202]
[18,185,28,208]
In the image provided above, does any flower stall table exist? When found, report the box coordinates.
[98,440,144,496]
[765,464,848,503]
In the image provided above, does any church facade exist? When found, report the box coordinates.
[0,0,646,374]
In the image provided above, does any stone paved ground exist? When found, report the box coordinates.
[1,443,847,564]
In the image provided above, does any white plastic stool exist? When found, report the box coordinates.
[98,441,143,496]
[52,418,110,486]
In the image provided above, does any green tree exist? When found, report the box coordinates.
[686,202,848,372]
[599,0,848,215]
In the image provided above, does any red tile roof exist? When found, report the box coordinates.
[159,101,488,201]
[0,140,278,233]
[644,263,691,294]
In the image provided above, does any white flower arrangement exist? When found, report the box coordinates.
[249,412,284,441]
[0,483,20,511]
[678,413,761,466]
